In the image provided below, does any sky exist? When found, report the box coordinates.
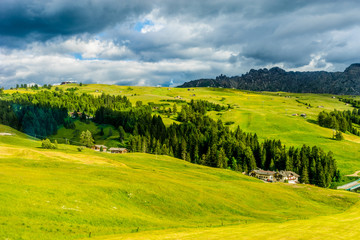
[1,0,360,88]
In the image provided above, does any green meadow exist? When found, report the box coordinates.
[0,124,359,239]
[92,201,360,240]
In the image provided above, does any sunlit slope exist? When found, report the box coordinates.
[21,84,359,175]
[0,124,358,240]
[94,201,360,240]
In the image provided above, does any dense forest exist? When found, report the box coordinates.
[7,90,132,115]
[0,90,131,137]
[179,63,360,95]
[0,100,67,137]
[0,90,340,187]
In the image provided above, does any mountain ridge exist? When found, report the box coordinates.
[178,64,360,95]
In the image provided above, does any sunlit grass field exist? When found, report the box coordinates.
[93,201,360,240]
[0,124,359,239]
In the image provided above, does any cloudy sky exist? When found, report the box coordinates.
[1,0,360,88]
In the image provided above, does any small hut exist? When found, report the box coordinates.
[92,145,108,151]
[108,147,128,154]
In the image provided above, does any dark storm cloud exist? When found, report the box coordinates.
[0,0,154,41]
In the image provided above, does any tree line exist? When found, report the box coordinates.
[318,109,360,136]
[339,97,360,109]
[0,90,132,137]
[6,90,132,116]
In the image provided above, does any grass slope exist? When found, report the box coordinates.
[93,201,360,240]
[0,124,359,239]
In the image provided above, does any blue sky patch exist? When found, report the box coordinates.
[134,19,154,32]
[73,53,83,60]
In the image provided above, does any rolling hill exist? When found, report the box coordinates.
[0,124,359,240]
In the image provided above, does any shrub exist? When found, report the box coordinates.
[335,131,344,141]
[41,139,57,149]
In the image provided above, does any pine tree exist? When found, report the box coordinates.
[200,154,206,165]
[161,144,168,155]
[142,136,147,153]
[173,104,177,115]
[231,157,238,171]
[269,158,275,171]
[300,166,309,184]
[80,130,94,147]
[193,144,199,164]
[169,146,174,157]
[216,148,227,168]
[118,126,125,142]
[181,139,187,160]
[186,152,191,162]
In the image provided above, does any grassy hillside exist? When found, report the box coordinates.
[0,124,359,240]
[15,84,358,175]
[95,201,360,240]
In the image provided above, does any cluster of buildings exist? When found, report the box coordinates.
[250,169,300,184]
[61,81,77,85]
[70,112,93,120]
[91,145,128,154]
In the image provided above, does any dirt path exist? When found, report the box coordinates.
[346,170,360,177]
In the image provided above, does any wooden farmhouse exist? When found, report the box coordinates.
[108,147,128,154]
[250,169,300,183]
[250,169,276,182]
[92,145,108,151]
[275,171,300,183]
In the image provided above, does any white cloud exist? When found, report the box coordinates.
[289,54,333,72]
[0,45,226,88]
[26,37,135,60]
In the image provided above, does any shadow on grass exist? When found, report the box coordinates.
[306,119,318,125]
[318,135,340,141]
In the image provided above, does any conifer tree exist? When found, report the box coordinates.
[181,139,187,160]
[231,157,238,171]
[300,166,309,184]
[80,130,94,147]
[118,126,125,142]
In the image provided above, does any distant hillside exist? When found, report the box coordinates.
[179,64,360,95]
